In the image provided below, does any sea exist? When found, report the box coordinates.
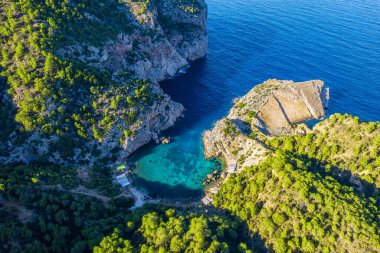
[129,0,380,199]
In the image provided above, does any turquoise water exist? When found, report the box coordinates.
[130,0,380,199]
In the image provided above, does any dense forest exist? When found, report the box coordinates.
[214,114,380,252]
[0,164,250,252]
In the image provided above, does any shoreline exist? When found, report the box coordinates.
[126,184,202,210]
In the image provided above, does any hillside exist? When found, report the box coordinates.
[0,0,207,165]
[1,76,379,252]
[1,1,380,252]
[0,163,250,252]
[203,80,380,252]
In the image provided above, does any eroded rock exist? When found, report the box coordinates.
[203,79,329,169]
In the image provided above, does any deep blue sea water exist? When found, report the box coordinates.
[130,0,380,199]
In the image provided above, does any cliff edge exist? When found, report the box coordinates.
[0,0,207,165]
[203,79,329,169]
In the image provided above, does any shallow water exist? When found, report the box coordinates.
[130,0,380,199]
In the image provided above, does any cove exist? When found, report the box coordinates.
[130,0,380,199]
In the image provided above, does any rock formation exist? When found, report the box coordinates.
[120,95,184,157]
[0,0,208,165]
[86,0,208,160]
[252,80,328,135]
[203,79,329,169]
[56,0,208,83]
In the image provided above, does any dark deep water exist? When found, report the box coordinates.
[130,0,380,199]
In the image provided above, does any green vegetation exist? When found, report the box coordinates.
[214,114,380,252]
[137,0,151,14]
[95,209,251,253]
[0,0,379,252]
[214,153,380,252]
[0,82,16,144]
[84,166,121,197]
[0,164,250,252]
[1,0,134,49]
[175,0,202,14]
[0,0,161,158]
[0,164,133,252]
[266,113,380,199]
[223,120,239,138]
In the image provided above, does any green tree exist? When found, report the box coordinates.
[44,52,56,75]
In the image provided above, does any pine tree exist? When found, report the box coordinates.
[44,52,56,75]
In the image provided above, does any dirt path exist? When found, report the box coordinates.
[40,184,200,210]
[69,185,111,203]
[40,184,111,204]
[127,186,147,209]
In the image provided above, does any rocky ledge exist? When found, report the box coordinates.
[203,79,329,170]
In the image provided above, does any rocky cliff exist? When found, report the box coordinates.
[0,0,207,165]
[203,79,329,169]
[56,0,208,83]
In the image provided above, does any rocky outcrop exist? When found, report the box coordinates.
[56,0,208,83]
[0,89,184,165]
[203,79,329,169]
[202,79,329,202]
[120,93,184,157]
[252,80,329,135]
[86,0,208,159]
[0,0,207,165]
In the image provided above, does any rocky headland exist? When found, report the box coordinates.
[202,79,330,201]
[203,79,329,166]
[56,0,208,83]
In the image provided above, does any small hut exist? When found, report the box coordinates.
[116,174,130,187]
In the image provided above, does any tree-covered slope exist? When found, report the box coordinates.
[266,114,380,197]
[214,154,379,252]
[213,114,380,252]
[0,163,250,252]
[0,0,207,165]
[94,209,251,253]
[0,0,154,134]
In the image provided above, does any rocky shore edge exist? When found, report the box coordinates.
[201,79,329,204]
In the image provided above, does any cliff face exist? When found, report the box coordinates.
[252,80,329,135]
[56,0,207,83]
[203,79,329,169]
[85,0,208,161]
[0,0,207,165]
[120,94,184,157]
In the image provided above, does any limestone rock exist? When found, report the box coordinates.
[253,80,329,135]
[203,79,329,170]
[0,0,207,166]
[120,94,184,157]
[55,0,208,83]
